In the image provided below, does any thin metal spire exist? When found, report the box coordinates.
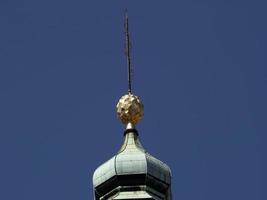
[124,12,132,94]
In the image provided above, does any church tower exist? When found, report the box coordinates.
[92,14,172,200]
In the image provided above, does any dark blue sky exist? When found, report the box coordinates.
[0,0,266,199]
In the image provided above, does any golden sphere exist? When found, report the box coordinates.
[116,93,144,125]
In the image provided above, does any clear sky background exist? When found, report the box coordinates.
[0,0,266,200]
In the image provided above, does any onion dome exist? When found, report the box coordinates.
[92,94,172,199]
[92,13,172,200]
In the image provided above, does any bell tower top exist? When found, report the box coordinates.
[92,12,172,200]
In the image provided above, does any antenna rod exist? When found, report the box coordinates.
[125,12,132,94]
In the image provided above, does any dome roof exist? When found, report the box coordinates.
[92,128,171,199]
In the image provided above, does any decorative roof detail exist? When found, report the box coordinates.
[116,94,144,125]
[92,12,172,200]
[93,129,171,199]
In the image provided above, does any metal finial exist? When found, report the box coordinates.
[116,93,144,125]
[116,12,144,127]
[125,12,132,94]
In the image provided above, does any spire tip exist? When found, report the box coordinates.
[124,11,132,94]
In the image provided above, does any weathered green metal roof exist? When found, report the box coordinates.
[92,129,171,199]
[93,130,171,187]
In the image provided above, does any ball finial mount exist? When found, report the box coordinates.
[116,93,144,125]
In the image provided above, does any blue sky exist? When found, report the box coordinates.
[0,0,266,199]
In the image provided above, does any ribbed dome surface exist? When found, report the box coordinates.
[92,129,171,199]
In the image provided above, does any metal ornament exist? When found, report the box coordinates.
[116,93,144,125]
[116,13,144,126]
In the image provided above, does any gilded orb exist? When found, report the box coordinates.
[116,93,144,125]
